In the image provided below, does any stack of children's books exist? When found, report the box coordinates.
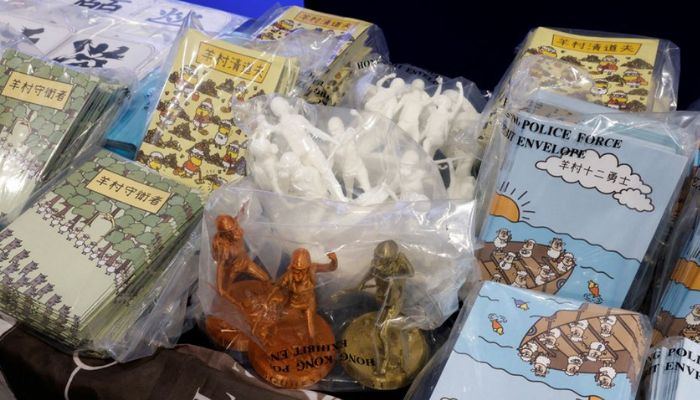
[136,29,299,194]
[251,6,377,106]
[0,49,128,218]
[0,150,202,349]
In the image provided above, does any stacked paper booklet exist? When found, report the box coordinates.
[252,6,375,105]
[422,282,650,400]
[477,92,691,307]
[0,49,128,218]
[647,215,700,399]
[0,150,203,349]
[136,29,299,194]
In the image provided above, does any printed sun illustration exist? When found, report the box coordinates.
[490,181,535,222]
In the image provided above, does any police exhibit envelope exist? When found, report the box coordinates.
[477,111,690,307]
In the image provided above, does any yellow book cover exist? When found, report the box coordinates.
[256,6,371,55]
[137,29,296,194]
[524,27,660,112]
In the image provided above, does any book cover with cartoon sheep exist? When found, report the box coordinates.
[429,282,649,400]
[477,110,690,307]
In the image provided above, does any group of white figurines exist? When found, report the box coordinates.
[246,71,480,204]
[363,73,478,157]
[248,96,446,204]
[363,73,479,200]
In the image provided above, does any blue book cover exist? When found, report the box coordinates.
[428,282,650,400]
[477,108,690,307]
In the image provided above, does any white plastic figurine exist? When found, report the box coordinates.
[327,116,372,197]
[277,151,300,194]
[291,164,327,199]
[364,73,406,120]
[249,115,282,193]
[394,77,442,142]
[440,154,476,200]
[448,94,479,137]
[397,149,428,201]
[268,97,346,201]
[422,81,463,157]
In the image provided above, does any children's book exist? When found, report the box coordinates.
[136,29,299,194]
[477,95,691,307]
[0,149,202,348]
[251,6,375,105]
[0,49,127,218]
[424,282,650,400]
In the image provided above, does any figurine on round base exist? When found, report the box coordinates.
[205,279,272,352]
[340,311,429,390]
[206,316,250,352]
[247,248,339,388]
[339,240,428,389]
[249,310,336,389]
[205,213,272,352]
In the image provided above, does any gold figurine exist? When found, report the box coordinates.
[340,240,429,390]
[248,248,338,388]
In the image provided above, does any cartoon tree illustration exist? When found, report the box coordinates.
[198,79,219,97]
[51,184,78,220]
[135,150,149,164]
[560,55,582,66]
[172,123,195,141]
[581,55,601,63]
[622,59,653,69]
[168,71,180,84]
[163,154,178,169]
[216,79,236,93]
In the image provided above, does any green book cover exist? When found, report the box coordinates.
[0,50,127,218]
[0,150,202,344]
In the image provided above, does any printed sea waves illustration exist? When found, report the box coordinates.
[479,215,640,307]
[478,111,690,307]
[429,283,648,400]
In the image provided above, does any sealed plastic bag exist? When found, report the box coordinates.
[0,38,131,222]
[236,95,447,204]
[55,0,245,36]
[198,183,475,390]
[472,55,695,309]
[405,281,652,400]
[135,19,300,195]
[0,1,78,55]
[644,180,700,398]
[344,62,485,200]
[89,224,201,362]
[243,5,389,106]
[0,147,203,353]
[478,27,681,147]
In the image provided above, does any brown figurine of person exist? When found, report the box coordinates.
[267,248,337,339]
[248,247,338,389]
[213,214,270,295]
[206,213,271,351]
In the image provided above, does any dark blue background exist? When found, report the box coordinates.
[183,0,302,19]
[186,0,700,109]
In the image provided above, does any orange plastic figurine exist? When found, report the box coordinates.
[248,248,338,388]
[205,213,272,351]
[213,214,270,293]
